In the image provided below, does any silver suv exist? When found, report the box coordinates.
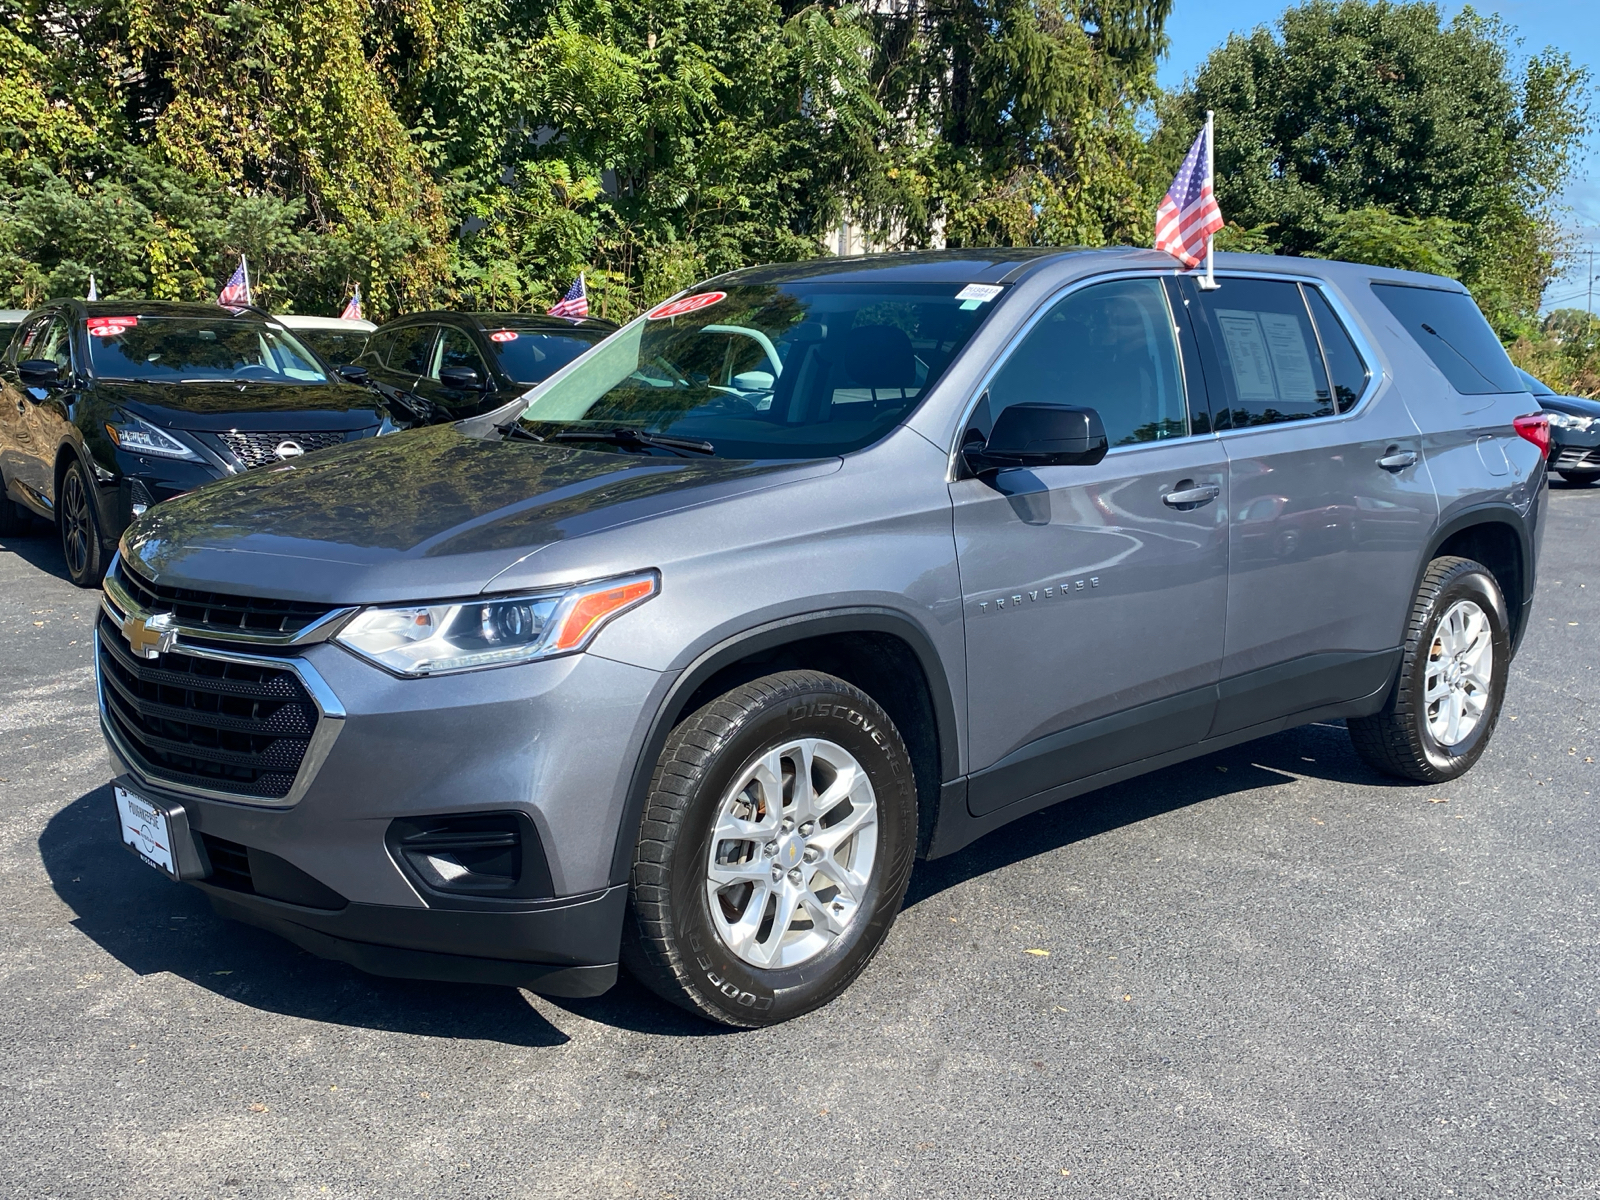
[99,249,1548,1026]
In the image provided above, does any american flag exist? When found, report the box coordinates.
[340,284,363,321]
[548,273,588,319]
[1154,122,1224,269]
[218,257,251,307]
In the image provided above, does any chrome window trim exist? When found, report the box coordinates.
[97,584,346,810]
[945,266,1387,478]
[1175,269,1385,442]
[104,552,357,647]
[944,268,1201,481]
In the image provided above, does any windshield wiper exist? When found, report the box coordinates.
[548,427,715,456]
[495,420,546,443]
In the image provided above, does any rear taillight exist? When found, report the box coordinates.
[1513,413,1551,458]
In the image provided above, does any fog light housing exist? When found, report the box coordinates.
[386,812,554,905]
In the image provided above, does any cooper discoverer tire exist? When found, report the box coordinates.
[622,671,917,1027]
[1347,556,1510,783]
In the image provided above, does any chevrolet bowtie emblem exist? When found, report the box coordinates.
[122,611,177,659]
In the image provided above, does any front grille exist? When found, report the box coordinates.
[217,429,349,469]
[1552,445,1600,471]
[112,558,333,639]
[98,613,317,799]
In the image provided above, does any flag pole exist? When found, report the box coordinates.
[242,255,253,307]
[1199,110,1220,291]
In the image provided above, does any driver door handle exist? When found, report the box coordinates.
[1376,449,1418,471]
[1163,481,1220,508]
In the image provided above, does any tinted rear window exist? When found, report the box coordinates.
[1371,284,1519,395]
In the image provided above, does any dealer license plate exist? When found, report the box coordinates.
[115,786,176,876]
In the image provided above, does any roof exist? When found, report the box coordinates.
[709,247,1090,287]
[275,314,377,332]
[383,311,618,333]
[40,299,269,320]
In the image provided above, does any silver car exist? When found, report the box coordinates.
[98,249,1548,1026]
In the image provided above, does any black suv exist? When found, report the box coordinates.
[355,311,616,426]
[0,300,389,585]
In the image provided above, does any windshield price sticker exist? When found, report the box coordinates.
[955,284,1003,303]
[490,330,519,342]
[87,316,139,337]
[647,291,727,320]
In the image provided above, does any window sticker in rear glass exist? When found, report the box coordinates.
[86,316,138,338]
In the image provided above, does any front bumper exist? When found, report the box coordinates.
[1550,431,1600,474]
[98,608,669,993]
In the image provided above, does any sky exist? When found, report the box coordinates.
[1155,1,1600,314]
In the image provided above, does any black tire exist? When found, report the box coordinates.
[622,671,917,1027]
[1558,471,1599,486]
[1348,556,1511,783]
[57,459,107,587]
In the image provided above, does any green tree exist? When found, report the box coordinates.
[1169,0,1590,334]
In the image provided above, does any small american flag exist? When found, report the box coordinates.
[340,284,363,321]
[218,256,251,307]
[548,273,588,319]
[1154,121,1224,269]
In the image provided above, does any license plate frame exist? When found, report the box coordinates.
[115,784,178,878]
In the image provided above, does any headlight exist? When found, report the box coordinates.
[1544,409,1597,432]
[104,413,202,461]
[334,570,659,676]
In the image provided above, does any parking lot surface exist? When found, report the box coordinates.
[3,486,1598,1199]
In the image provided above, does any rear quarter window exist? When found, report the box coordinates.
[1370,283,1519,395]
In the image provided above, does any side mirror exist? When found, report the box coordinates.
[965,403,1108,476]
[335,364,370,384]
[438,366,483,391]
[18,359,63,388]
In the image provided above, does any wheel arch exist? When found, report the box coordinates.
[608,608,961,884]
[1423,505,1532,649]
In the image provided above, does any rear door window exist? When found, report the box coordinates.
[1370,283,1519,395]
[1303,288,1370,412]
[981,277,1189,447]
[1184,277,1334,428]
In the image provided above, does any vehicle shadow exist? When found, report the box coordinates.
[40,721,1401,1043]
[39,785,572,1046]
[0,522,68,579]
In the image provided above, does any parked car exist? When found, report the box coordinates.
[100,251,1547,1027]
[1518,367,1600,485]
[0,300,391,585]
[274,313,376,366]
[354,311,617,426]
[0,310,29,354]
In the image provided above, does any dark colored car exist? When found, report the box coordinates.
[1519,368,1600,485]
[100,250,1547,1027]
[0,300,391,585]
[354,311,617,426]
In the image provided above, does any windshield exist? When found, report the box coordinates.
[489,327,609,384]
[85,316,329,383]
[514,282,1001,458]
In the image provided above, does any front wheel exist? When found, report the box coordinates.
[622,671,917,1027]
[1348,556,1510,783]
[58,459,107,587]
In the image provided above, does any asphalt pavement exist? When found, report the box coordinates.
[3,485,1598,1199]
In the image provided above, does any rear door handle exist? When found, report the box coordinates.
[1377,449,1418,471]
[1163,481,1220,508]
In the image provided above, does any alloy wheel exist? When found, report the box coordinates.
[704,737,879,970]
[60,469,90,577]
[1424,598,1494,747]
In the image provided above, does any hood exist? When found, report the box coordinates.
[99,379,385,431]
[121,424,842,603]
[1540,393,1600,419]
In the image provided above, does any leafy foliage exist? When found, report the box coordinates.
[1170,0,1591,335]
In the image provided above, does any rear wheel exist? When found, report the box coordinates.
[622,671,917,1027]
[1558,470,1599,486]
[1348,556,1510,783]
[57,459,107,587]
